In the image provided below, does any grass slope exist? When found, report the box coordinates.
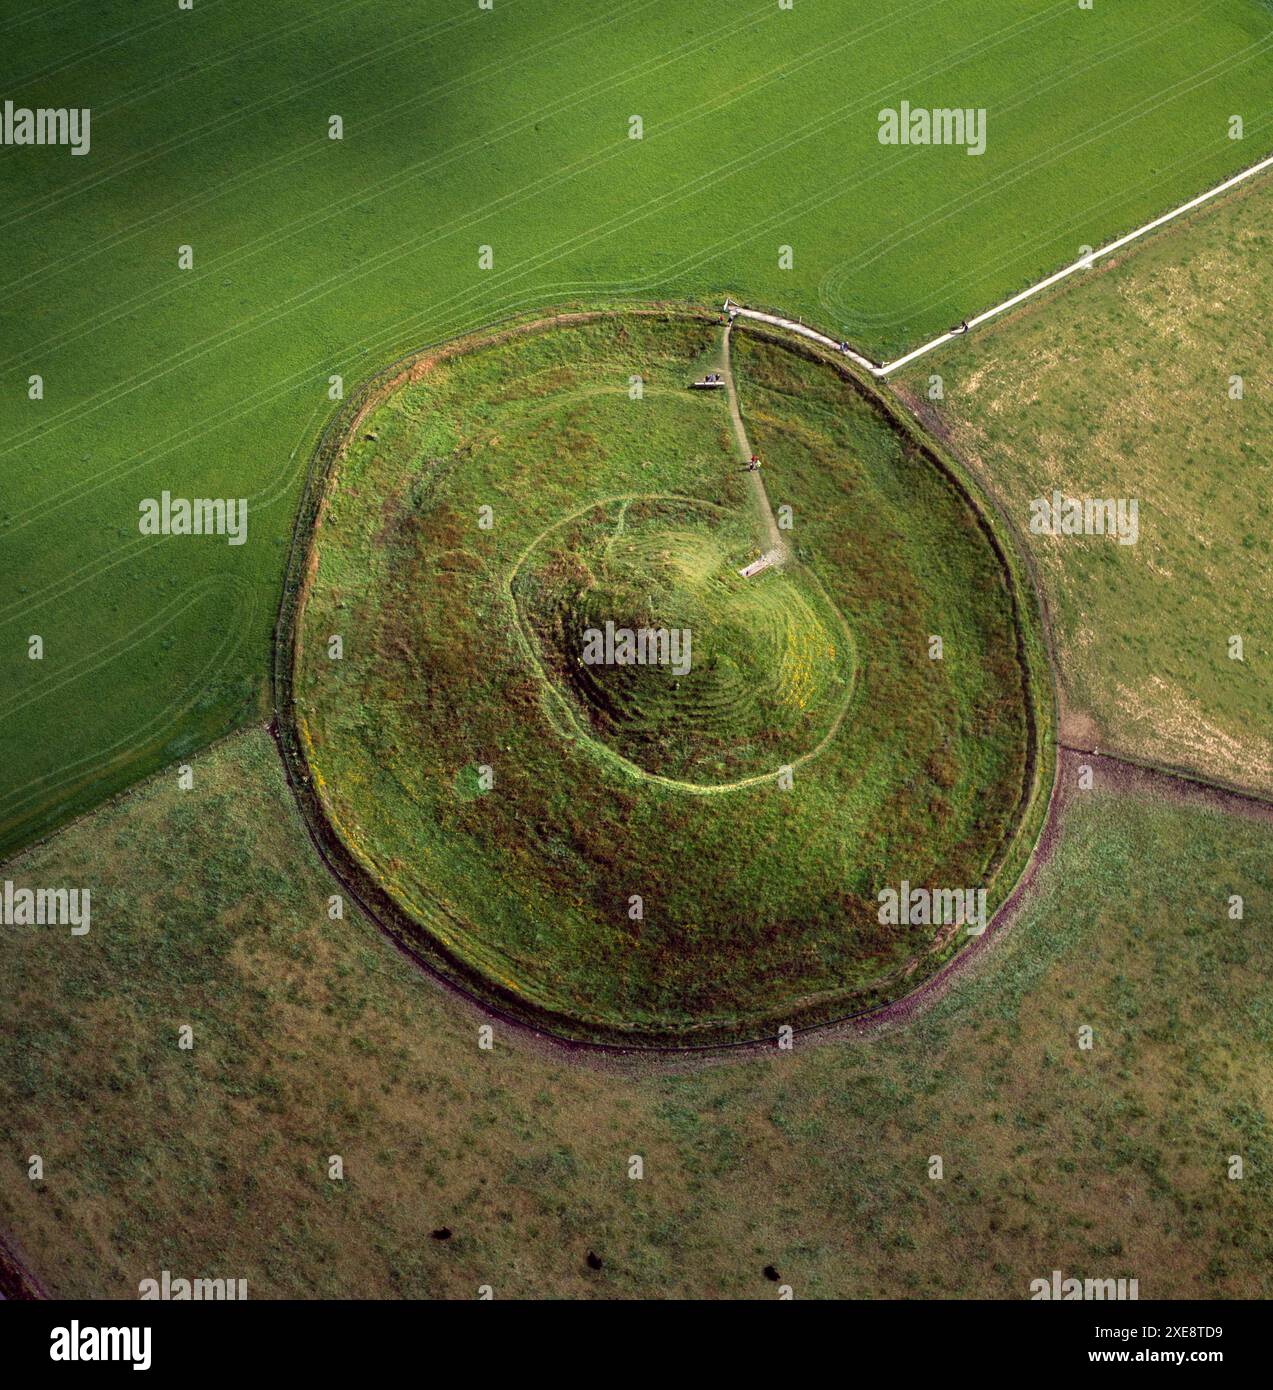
[4,0,1272,853]
[894,182,1273,792]
[0,728,1268,1298]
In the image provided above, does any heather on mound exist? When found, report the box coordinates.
[290,311,1051,1043]
[511,496,855,785]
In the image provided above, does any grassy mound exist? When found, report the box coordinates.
[511,495,855,784]
[289,310,1051,1043]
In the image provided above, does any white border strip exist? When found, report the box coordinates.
[728,150,1273,378]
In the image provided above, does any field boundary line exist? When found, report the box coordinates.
[1058,743,1273,811]
[728,147,1273,377]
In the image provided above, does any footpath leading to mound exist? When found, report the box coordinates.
[726,147,1273,378]
[721,318,788,569]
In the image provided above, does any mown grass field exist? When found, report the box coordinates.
[894,181,1273,793]
[4,0,1272,856]
[291,312,1046,1041]
[0,727,1268,1298]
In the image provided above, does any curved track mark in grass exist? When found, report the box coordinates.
[817,0,1250,323]
[0,0,518,235]
[0,0,670,317]
[0,575,256,841]
[0,0,943,305]
[0,0,1057,487]
[0,575,230,722]
[0,393,322,631]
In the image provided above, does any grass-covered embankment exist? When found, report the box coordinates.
[289,311,1049,1043]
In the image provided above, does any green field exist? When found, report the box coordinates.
[288,311,1049,1042]
[4,0,1273,857]
[895,180,1273,793]
[1,728,1268,1298]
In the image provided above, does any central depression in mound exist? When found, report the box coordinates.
[291,310,1049,1045]
[510,495,855,787]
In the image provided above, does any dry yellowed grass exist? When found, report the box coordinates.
[897,184,1273,792]
[0,730,1268,1299]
